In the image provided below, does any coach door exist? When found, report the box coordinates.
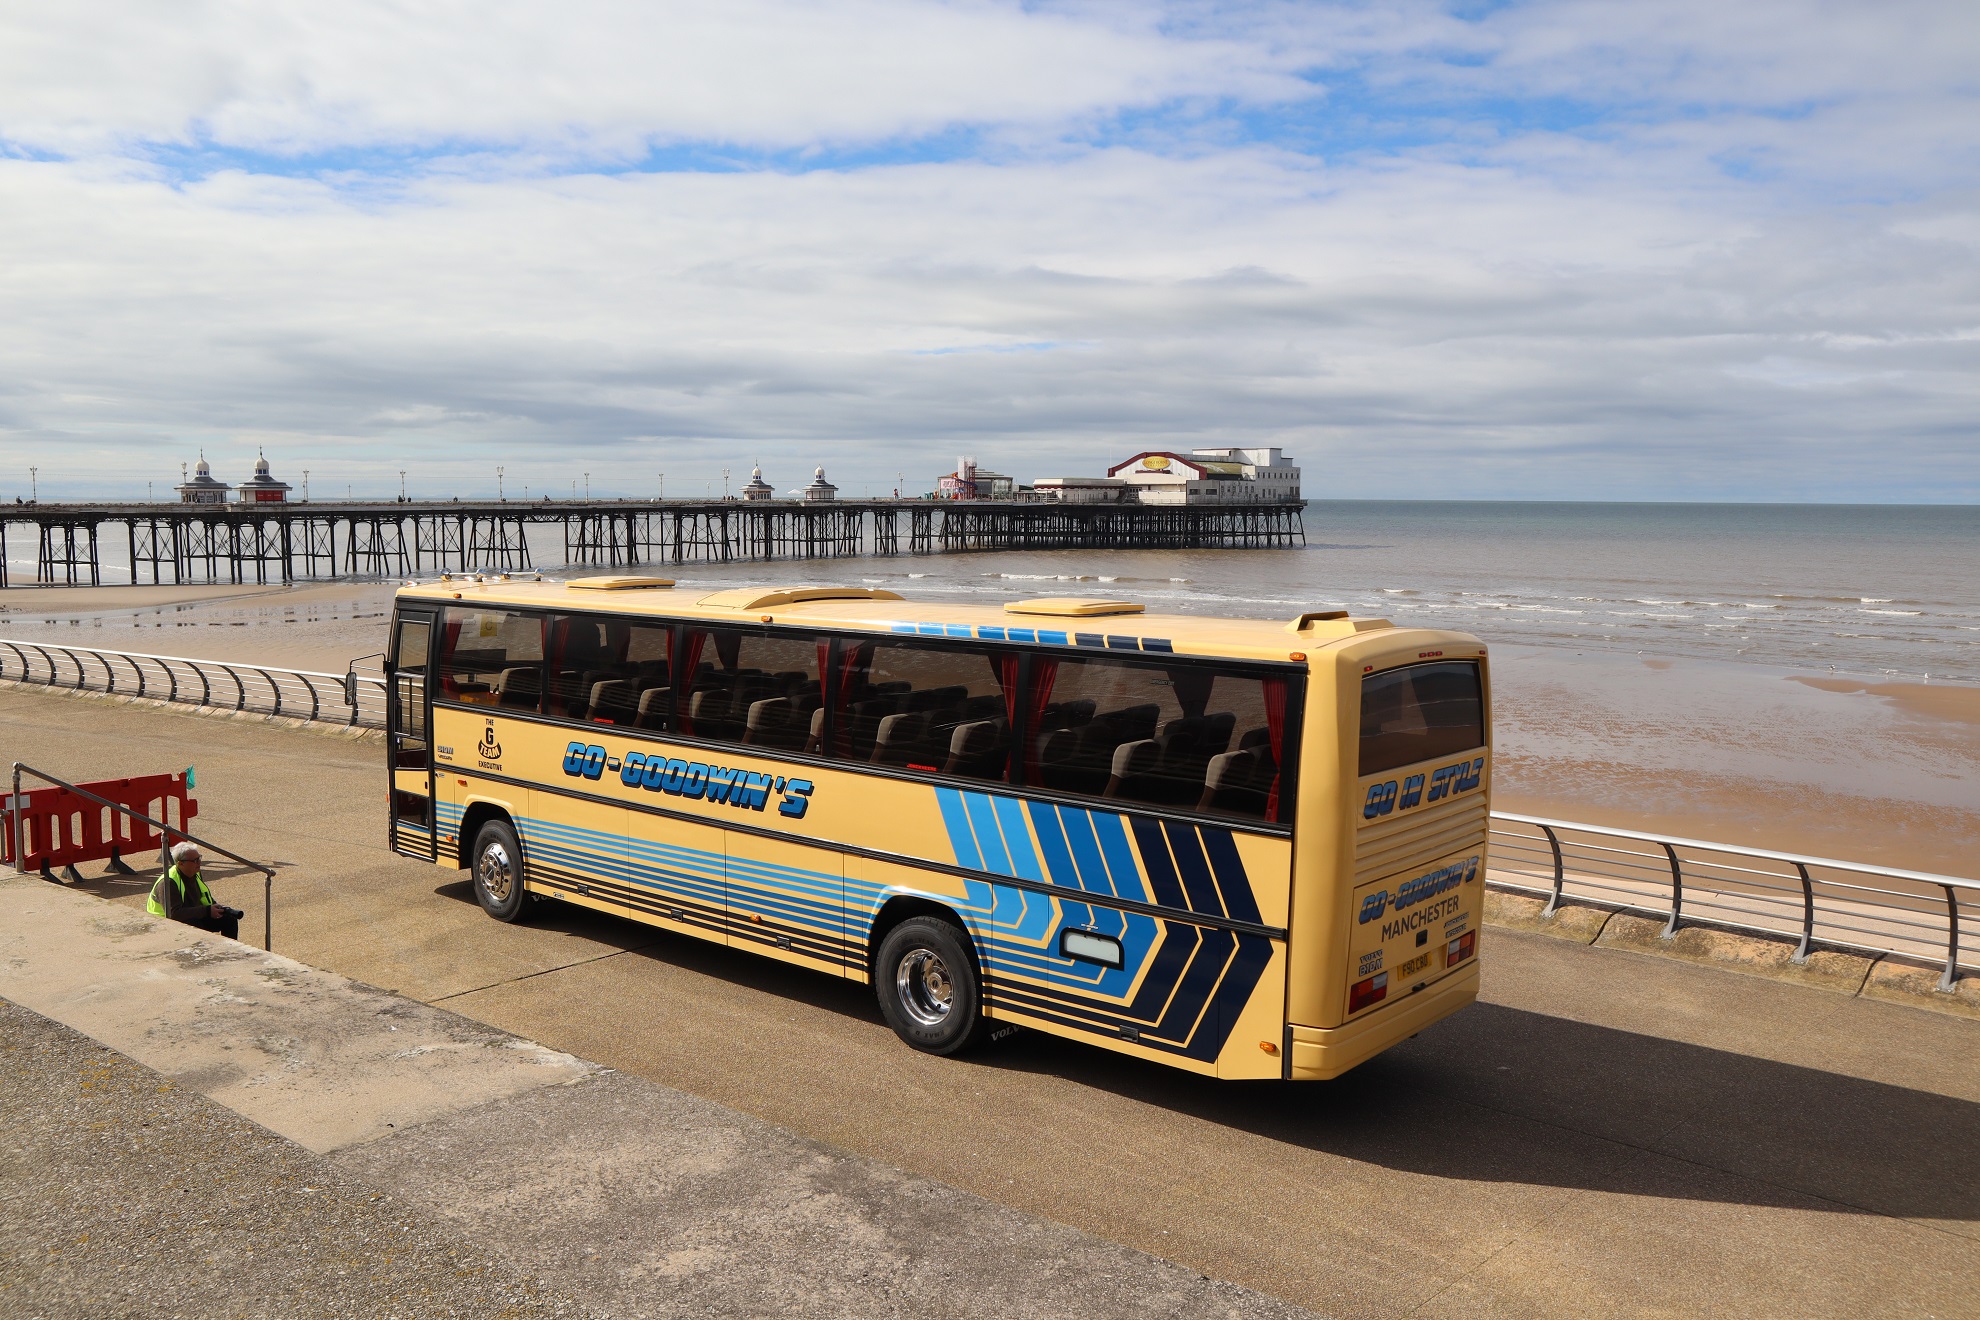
[386,610,437,859]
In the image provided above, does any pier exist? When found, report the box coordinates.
[0,498,1307,586]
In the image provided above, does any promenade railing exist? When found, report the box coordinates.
[0,637,387,728]
[1488,812,1977,991]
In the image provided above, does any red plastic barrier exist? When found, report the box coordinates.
[1,772,199,875]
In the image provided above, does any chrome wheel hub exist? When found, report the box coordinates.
[896,948,954,1027]
[477,841,514,903]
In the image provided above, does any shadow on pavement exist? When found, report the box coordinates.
[433,889,1980,1225]
[984,1000,1980,1223]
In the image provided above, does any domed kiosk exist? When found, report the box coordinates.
[176,456,231,505]
[236,452,292,503]
[800,466,838,503]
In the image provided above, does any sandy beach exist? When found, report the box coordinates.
[1,580,1973,880]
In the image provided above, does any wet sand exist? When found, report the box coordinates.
[1,586,1972,879]
[1493,647,1980,877]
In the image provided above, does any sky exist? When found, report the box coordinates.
[1,0,1976,503]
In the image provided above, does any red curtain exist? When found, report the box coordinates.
[1022,658,1058,783]
[675,630,708,733]
[828,642,875,756]
[1263,677,1287,821]
[996,654,1020,724]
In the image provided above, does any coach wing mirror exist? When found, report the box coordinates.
[346,651,385,707]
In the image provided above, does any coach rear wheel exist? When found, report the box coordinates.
[875,916,988,1055]
[471,818,531,923]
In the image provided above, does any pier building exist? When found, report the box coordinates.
[1037,447,1302,504]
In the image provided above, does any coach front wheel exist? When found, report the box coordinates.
[471,818,532,923]
[875,917,988,1055]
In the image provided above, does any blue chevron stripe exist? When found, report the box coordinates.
[445,783,1274,1063]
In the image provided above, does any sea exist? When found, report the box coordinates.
[3,501,1977,684]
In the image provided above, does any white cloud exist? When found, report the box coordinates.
[0,1,1975,502]
[0,0,1311,156]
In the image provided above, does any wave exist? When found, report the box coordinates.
[1859,608,1924,616]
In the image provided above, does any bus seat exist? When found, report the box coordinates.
[1036,727,1083,791]
[1200,748,1272,816]
[845,696,903,757]
[942,719,1006,778]
[1239,726,1274,754]
[870,711,929,765]
[1104,739,1163,802]
[688,688,731,734]
[804,705,827,754]
[744,697,801,749]
[496,667,540,709]
[634,686,671,730]
[588,679,638,725]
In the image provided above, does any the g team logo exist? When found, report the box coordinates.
[477,721,503,762]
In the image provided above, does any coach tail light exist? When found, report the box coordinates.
[1445,931,1476,968]
[1348,971,1389,1014]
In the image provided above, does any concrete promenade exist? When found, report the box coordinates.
[3,684,1979,1317]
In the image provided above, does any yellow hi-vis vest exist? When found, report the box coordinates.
[147,865,215,918]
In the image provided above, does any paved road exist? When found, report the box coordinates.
[6,687,1979,1318]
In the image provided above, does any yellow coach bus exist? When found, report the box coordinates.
[382,576,1490,1080]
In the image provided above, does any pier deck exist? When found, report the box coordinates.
[0,498,1307,586]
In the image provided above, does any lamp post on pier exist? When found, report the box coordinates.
[497,466,505,502]
[30,467,36,501]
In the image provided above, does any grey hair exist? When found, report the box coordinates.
[170,841,202,864]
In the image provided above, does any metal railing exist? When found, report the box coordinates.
[1489,812,1978,991]
[11,761,280,951]
[0,637,387,728]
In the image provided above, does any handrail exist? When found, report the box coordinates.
[11,760,279,951]
[0,637,387,729]
[1489,811,1977,992]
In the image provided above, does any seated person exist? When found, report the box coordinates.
[147,843,242,941]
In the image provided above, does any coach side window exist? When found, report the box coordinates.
[674,625,823,750]
[437,608,545,712]
[1023,654,1291,822]
[828,639,1013,782]
[545,614,675,729]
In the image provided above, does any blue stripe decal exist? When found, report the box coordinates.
[934,787,983,872]
[453,781,1275,1065]
[1092,812,1147,903]
[991,796,1047,884]
[963,792,1013,877]
[977,626,1007,641]
[1027,801,1079,890]
[1058,807,1114,897]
